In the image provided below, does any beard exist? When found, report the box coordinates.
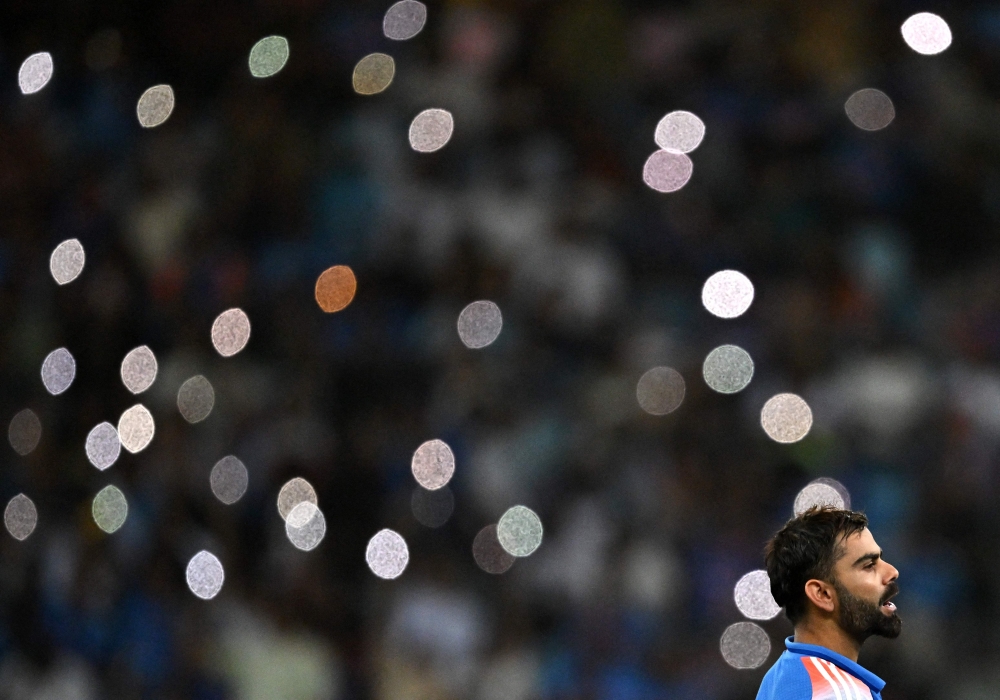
[833,579,902,643]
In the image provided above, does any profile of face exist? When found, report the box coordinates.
[827,527,901,642]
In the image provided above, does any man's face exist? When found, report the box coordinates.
[830,527,901,642]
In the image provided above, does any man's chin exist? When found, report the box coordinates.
[873,612,902,639]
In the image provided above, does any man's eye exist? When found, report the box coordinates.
[865,562,876,569]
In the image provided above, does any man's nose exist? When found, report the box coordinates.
[883,560,899,583]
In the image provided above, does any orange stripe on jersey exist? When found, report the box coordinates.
[827,661,873,700]
[801,656,842,700]
[800,656,873,700]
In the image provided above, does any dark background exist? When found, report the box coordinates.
[0,0,995,698]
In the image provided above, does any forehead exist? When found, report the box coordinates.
[836,527,877,563]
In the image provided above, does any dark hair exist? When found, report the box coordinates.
[764,506,869,624]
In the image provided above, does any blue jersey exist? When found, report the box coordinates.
[756,638,885,700]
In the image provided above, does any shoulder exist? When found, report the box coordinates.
[756,652,814,700]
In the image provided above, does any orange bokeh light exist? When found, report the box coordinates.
[315,265,357,313]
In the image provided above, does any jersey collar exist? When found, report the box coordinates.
[785,637,886,692]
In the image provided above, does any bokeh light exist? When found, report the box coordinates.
[85,422,121,471]
[411,438,456,490]
[49,238,85,285]
[720,621,771,669]
[844,89,895,131]
[384,1,428,41]
[9,409,42,456]
[654,110,705,153]
[18,52,53,94]
[760,393,813,444]
[411,486,454,528]
[186,551,224,600]
[793,482,845,516]
[177,375,215,424]
[285,502,327,551]
[286,501,317,528]
[734,570,781,620]
[642,150,693,192]
[497,505,543,557]
[248,36,289,78]
[702,345,754,394]
[702,270,754,319]
[315,265,357,313]
[409,109,454,152]
[40,347,76,395]
[136,85,175,128]
[473,524,516,574]
[4,494,38,541]
[366,529,409,579]
[457,300,503,349]
[809,477,851,509]
[352,53,395,95]
[92,485,128,534]
[901,13,951,55]
[118,404,155,453]
[277,477,318,521]
[120,345,158,394]
[211,308,251,357]
[636,366,686,415]
[210,456,248,505]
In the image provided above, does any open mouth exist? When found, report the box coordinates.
[880,592,897,613]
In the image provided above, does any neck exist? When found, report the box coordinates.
[793,617,862,662]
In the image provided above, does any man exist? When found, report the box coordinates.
[756,506,900,700]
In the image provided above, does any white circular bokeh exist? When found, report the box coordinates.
[137,85,175,128]
[49,239,85,285]
[366,529,409,579]
[86,422,121,471]
[5,494,38,541]
[411,439,456,490]
[497,505,543,557]
[210,456,248,505]
[901,13,951,55]
[720,621,771,669]
[121,346,158,394]
[41,348,76,396]
[384,0,428,41]
[409,109,454,153]
[118,404,155,454]
[793,482,845,516]
[8,409,42,456]
[211,308,251,357]
[654,110,705,153]
[92,485,128,534]
[19,52,54,94]
[702,345,754,394]
[844,89,895,131]
[636,367,686,416]
[285,502,327,551]
[760,393,813,444]
[186,550,225,600]
[457,301,503,349]
[734,570,781,620]
[702,270,754,319]
[277,477,318,521]
[642,150,693,193]
[177,375,215,424]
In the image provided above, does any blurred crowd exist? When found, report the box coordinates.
[2,0,1000,698]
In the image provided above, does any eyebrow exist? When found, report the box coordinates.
[853,550,882,567]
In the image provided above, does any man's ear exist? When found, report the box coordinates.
[803,578,836,614]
